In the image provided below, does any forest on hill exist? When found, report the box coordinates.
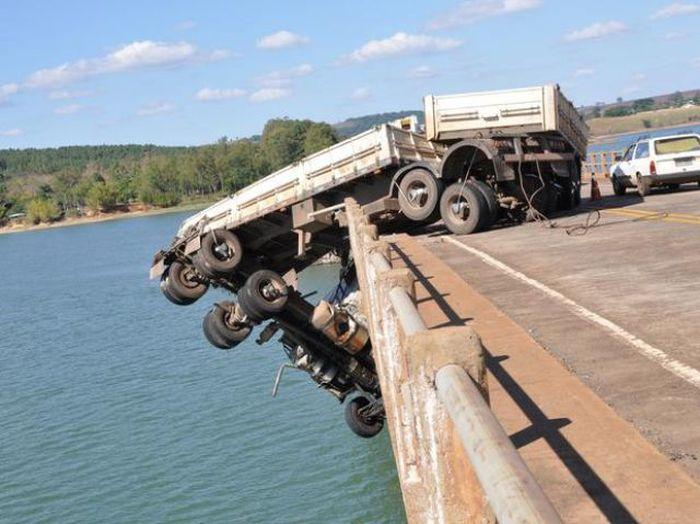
[0,119,337,225]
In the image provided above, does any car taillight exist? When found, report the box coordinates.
[650,160,657,175]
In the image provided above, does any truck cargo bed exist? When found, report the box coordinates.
[176,124,443,238]
[424,84,588,156]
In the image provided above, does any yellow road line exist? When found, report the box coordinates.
[602,208,700,225]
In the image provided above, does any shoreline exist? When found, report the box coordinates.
[0,202,212,236]
[590,120,700,144]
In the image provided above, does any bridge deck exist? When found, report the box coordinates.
[386,227,700,522]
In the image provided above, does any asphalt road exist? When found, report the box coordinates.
[420,180,700,479]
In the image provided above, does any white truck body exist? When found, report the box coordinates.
[424,84,588,156]
[176,124,444,238]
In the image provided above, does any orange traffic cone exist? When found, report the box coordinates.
[590,174,602,201]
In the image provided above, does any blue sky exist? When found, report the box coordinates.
[1,0,699,148]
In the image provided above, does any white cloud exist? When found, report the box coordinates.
[632,72,646,81]
[195,87,247,101]
[343,32,462,63]
[249,87,291,102]
[0,83,19,102]
[651,2,700,19]
[350,87,372,101]
[564,21,627,42]
[137,101,174,116]
[258,63,314,87]
[25,41,227,88]
[408,65,438,79]
[664,31,687,40]
[257,30,310,50]
[49,89,93,100]
[573,67,595,77]
[175,20,197,31]
[429,0,541,30]
[622,85,641,95]
[1,128,23,137]
[54,103,85,115]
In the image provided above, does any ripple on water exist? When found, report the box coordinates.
[0,213,406,523]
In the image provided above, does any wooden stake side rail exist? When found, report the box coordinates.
[345,198,561,524]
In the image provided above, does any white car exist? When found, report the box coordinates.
[610,133,700,196]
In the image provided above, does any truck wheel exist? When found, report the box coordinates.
[344,397,384,438]
[202,302,252,349]
[398,169,442,223]
[468,179,499,227]
[637,174,650,197]
[439,182,487,235]
[238,270,289,322]
[161,261,208,305]
[193,229,243,279]
[612,176,626,196]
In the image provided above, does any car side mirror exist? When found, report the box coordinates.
[614,153,622,162]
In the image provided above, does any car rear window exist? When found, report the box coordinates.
[654,136,700,155]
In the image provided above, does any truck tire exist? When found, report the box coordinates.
[468,179,499,228]
[238,270,289,322]
[193,229,243,279]
[202,302,252,349]
[439,182,487,235]
[344,397,384,438]
[398,169,442,223]
[161,261,208,305]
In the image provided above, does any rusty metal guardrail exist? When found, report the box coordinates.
[345,198,561,524]
[583,150,623,178]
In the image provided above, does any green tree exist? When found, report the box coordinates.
[137,156,181,207]
[670,91,685,107]
[261,119,310,171]
[221,140,266,192]
[26,198,62,224]
[85,181,118,212]
[632,98,655,113]
[303,123,338,156]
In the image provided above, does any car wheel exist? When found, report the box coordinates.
[237,270,289,322]
[439,182,487,235]
[637,174,650,197]
[467,179,499,228]
[202,302,252,349]
[344,396,384,438]
[612,176,626,196]
[161,261,208,305]
[398,169,442,223]
[193,229,243,279]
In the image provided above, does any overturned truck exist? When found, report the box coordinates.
[150,84,588,437]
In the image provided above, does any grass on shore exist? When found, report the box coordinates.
[588,106,700,137]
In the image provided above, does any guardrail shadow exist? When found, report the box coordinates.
[388,238,638,523]
[487,353,638,523]
[389,242,472,328]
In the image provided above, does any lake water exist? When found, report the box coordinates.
[588,123,700,153]
[0,213,405,523]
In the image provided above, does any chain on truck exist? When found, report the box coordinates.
[150,84,589,438]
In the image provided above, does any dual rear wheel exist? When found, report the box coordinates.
[439,180,499,235]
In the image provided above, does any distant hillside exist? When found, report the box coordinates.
[333,110,423,137]
[0,144,189,176]
[581,89,700,119]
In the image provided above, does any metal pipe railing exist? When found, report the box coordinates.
[348,198,561,523]
[435,364,562,524]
